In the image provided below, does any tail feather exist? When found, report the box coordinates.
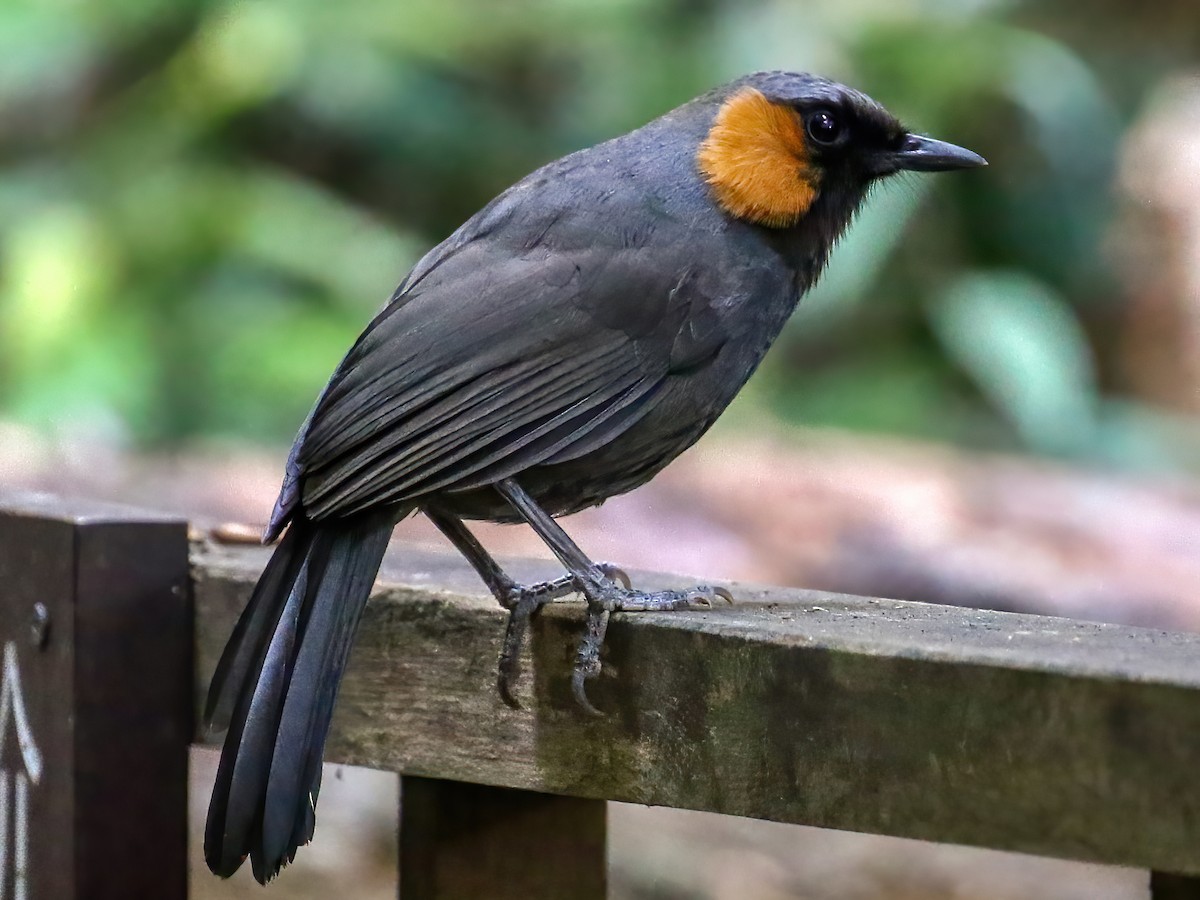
[259,521,390,875]
[204,522,309,732]
[204,511,395,883]
[216,554,315,878]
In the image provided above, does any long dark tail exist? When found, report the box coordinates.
[203,510,395,883]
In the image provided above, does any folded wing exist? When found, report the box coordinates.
[287,226,717,522]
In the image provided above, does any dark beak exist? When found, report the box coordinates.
[887,133,987,173]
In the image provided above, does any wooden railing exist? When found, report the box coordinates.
[2,493,1200,898]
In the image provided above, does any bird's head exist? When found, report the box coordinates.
[697,71,985,230]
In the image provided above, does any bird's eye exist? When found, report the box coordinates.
[806,109,842,145]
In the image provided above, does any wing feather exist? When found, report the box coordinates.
[302,341,650,517]
[279,202,729,523]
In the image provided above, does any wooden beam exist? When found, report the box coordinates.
[192,537,1200,876]
[1153,872,1200,899]
[399,776,605,899]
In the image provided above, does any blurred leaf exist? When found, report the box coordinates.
[171,0,305,113]
[1090,400,1200,472]
[929,270,1098,455]
[1,203,119,352]
[178,273,359,441]
[229,168,423,308]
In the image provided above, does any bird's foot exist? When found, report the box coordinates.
[496,563,631,610]
[571,582,734,716]
[496,563,630,708]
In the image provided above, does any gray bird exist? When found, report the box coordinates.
[203,69,985,883]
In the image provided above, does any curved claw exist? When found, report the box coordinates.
[498,571,732,715]
[687,585,735,608]
[496,594,542,710]
[497,671,522,710]
[570,605,611,716]
[570,667,604,718]
[596,562,633,590]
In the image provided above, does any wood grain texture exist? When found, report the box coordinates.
[192,537,1200,875]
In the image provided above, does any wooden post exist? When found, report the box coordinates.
[0,494,190,899]
[1153,872,1200,899]
[399,775,606,899]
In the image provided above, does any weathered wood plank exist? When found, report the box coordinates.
[399,775,605,899]
[192,537,1200,876]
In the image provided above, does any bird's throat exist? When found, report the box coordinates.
[697,88,820,228]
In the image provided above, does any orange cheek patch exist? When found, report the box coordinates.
[697,87,819,228]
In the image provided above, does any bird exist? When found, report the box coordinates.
[202,69,986,883]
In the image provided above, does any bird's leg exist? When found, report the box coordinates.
[423,505,628,708]
[424,505,567,707]
[494,479,732,715]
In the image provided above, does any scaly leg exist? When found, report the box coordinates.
[493,479,732,715]
[423,505,629,708]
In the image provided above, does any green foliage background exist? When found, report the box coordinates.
[2,0,1198,468]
